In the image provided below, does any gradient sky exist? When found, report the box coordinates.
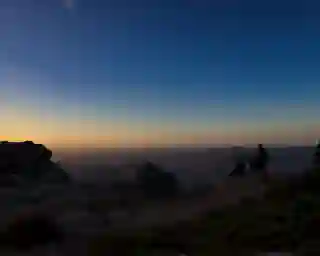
[1,0,320,148]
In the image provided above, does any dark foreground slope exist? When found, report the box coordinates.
[84,168,320,256]
[1,141,319,255]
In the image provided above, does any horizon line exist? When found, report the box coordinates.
[50,143,317,150]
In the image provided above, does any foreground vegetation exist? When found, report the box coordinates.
[1,169,320,255]
[87,168,320,255]
[1,145,319,255]
[1,141,319,255]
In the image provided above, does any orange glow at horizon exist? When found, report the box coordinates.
[2,104,319,148]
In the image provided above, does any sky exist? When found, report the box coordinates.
[0,0,320,148]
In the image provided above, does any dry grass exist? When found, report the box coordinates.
[2,168,320,255]
[84,168,320,255]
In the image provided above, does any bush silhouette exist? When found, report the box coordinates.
[1,213,64,250]
[229,162,246,177]
[136,161,178,199]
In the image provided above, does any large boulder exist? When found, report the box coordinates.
[0,141,69,186]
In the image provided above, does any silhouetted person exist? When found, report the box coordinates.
[250,144,270,180]
[313,141,320,168]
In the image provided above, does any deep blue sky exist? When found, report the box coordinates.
[1,0,320,147]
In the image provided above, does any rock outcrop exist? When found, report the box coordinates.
[0,141,69,186]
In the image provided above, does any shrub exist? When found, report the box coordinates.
[1,212,64,250]
[136,161,178,199]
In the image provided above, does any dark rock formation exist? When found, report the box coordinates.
[0,141,69,186]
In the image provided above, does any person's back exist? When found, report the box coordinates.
[259,144,269,167]
[313,141,320,167]
[250,144,270,181]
